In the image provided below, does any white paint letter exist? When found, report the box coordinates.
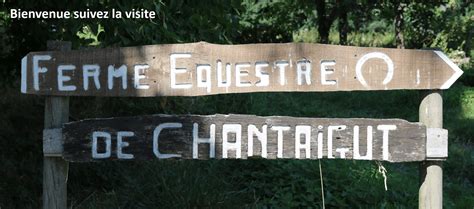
[193,123,216,159]
[21,56,27,93]
[336,148,350,159]
[317,128,324,159]
[297,59,311,85]
[108,64,127,90]
[235,63,251,87]
[117,131,134,159]
[353,126,373,160]
[170,53,192,89]
[197,64,211,93]
[320,60,336,85]
[57,65,77,91]
[92,131,111,159]
[272,126,290,158]
[153,123,182,158]
[248,125,268,158]
[83,64,101,90]
[255,62,269,87]
[33,55,52,91]
[134,64,150,89]
[377,125,397,161]
[275,61,289,85]
[327,125,346,158]
[222,124,242,158]
[217,60,231,87]
[295,125,311,159]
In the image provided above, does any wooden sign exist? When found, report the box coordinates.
[21,42,463,96]
[59,114,429,162]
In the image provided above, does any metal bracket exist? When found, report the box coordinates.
[426,128,448,160]
[43,128,63,157]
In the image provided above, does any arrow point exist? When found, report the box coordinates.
[434,51,464,89]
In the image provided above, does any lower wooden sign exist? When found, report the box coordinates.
[60,114,430,162]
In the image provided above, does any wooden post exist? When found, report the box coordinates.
[43,41,71,209]
[419,90,443,209]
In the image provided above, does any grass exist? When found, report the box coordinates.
[0,82,473,208]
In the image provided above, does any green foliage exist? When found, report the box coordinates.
[239,0,315,43]
[92,0,242,46]
[430,2,473,53]
[76,25,104,46]
[293,28,320,43]
[444,143,474,207]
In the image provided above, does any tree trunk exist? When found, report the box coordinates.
[316,0,330,44]
[465,23,473,55]
[395,2,405,49]
[339,9,348,45]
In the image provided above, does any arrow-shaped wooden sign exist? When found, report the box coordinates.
[21,42,463,96]
[42,114,449,163]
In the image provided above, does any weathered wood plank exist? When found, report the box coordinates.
[21,42,462,97]
[62,114,427,162]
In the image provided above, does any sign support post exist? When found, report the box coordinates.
[419,90,443,209]
[43,41,71,209]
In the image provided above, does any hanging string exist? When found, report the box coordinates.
[376,161,388,191]
[318,160,325,209]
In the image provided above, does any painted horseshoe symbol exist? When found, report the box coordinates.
[355,52,394,88]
